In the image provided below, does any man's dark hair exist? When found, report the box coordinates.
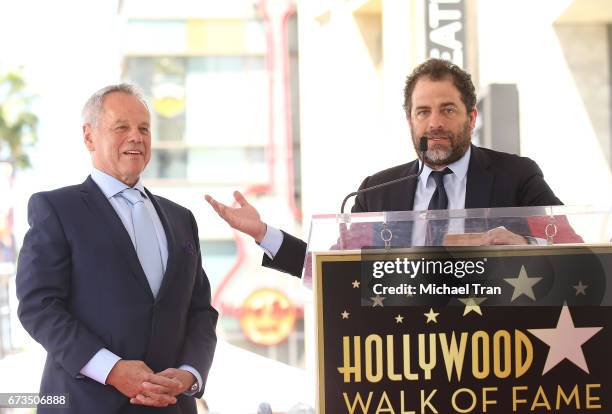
[403,58,476,116]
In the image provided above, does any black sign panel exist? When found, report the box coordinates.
[315,245,612,413]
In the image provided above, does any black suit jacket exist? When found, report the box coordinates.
[263,145,562,277]
[16,176,218,414]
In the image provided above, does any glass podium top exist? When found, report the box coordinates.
[302,205,612,285]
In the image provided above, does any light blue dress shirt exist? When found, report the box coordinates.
[260,147,472,254]
[413,146,471,211]
[259,225,284,259]
[80,169,202,394]
[411,146,470,245]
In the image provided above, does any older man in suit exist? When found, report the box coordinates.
[205,59,562,277]
[16,84,217,413]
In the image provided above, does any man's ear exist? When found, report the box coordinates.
[468,108,478,129]
[83,124,95,152]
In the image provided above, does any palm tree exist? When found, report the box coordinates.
[0,68,38,171]
[0,68,37,358]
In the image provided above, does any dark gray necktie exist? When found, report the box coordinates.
[427,168,453,210]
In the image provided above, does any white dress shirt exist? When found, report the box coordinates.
[411,146,471,245]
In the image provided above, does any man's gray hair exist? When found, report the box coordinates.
[82,83,149,126]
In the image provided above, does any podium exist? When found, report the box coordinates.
[304,206,612,413]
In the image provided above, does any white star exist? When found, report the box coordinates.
[341,310,350,319]
[424,308,439,324]
[370,295,386,307]
[528,306,602,374]
[395,314,404,324]
[458,297,486,316]
[352,280,360,288]
[504,265,542,301]
[573,281,588,296]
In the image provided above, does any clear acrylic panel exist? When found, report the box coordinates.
[302,206,612,286]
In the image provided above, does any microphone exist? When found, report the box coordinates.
[340,136,428,214]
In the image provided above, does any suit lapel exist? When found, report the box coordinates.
[465,145,494,209]
[402,161,420,211]
[80,176,154,299]
[145,189,177,303]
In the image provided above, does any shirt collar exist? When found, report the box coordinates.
[90,168,146,199]
[418,145,471,185]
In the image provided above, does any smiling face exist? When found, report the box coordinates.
[409,76,477,168]
[83,91,151,186]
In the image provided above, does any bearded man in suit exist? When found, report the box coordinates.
[206,58,561,277]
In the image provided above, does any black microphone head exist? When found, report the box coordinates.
[419,136,428,152]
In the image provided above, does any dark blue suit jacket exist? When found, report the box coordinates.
[16,176,218,414]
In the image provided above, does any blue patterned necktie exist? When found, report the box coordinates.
[119,188,163,297]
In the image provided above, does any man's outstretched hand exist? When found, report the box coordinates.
[205,191,267,242]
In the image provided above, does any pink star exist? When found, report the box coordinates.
[528,306,602,374]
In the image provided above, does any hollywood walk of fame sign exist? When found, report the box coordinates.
[313,245,612,413]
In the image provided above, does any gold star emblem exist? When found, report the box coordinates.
[459,297,486,316]
[352,280,360,288]
[424,308,439,324]
[573,281,588,296]
[370,295,386,307]
[341,310,350,319]
[395,314,404,324]
[504,265,542,301]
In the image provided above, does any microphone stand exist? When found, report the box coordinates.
[339,136,429,214]
[337,136,428,249]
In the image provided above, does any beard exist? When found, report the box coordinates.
[412,121,472,167]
